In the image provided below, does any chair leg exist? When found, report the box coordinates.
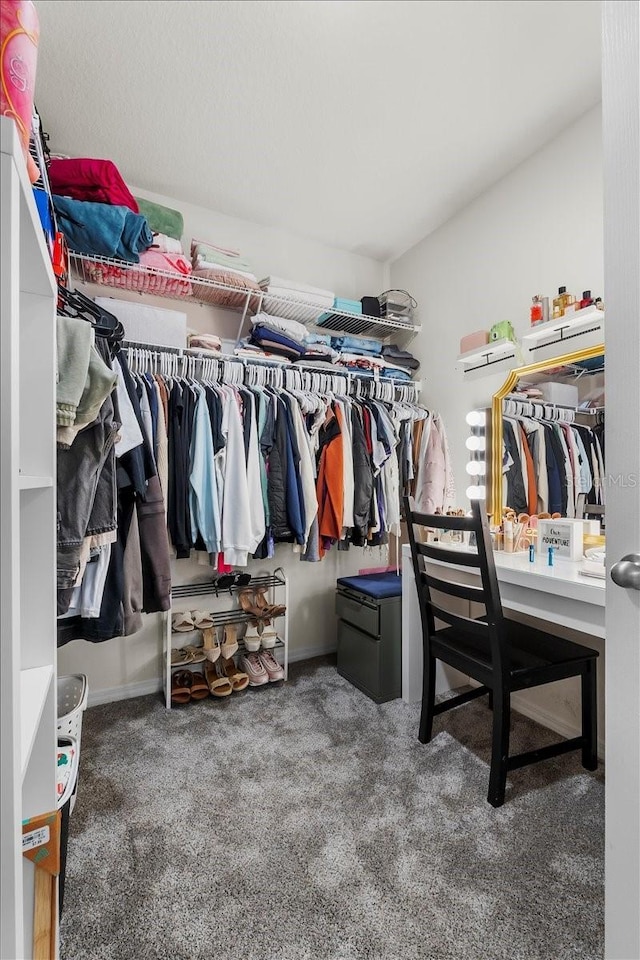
[488,690,510,807]
[581,660,598,771]
[418,655,436,744]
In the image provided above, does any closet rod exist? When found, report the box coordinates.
[121,340,421,400]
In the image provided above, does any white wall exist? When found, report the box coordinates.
[390,105,605,749]
[59,192,388,703]
[391,105,604,494]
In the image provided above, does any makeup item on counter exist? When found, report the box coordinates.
[530,296,543,325]
[541,297,550,323]
[504,520,514,554]
[580,290,594,309]
[529,544,535,563]
[594,297,604,311]
[548,547,555,567]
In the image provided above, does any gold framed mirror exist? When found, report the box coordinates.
[489,343,605,520]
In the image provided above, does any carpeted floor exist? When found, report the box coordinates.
[60,657,604,960]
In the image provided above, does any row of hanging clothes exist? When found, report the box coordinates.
[122,345,454,568]
[56,290,172,647]
[502,396,605,518]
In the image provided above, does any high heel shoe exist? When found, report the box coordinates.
[238,588,285,620]
[253,586,286,619]
[202,626,221,663]
[220,624,238,660]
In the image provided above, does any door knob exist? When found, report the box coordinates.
[610,554,640,590]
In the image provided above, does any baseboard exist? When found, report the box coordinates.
[511,692,605,760]
[88,678,163,707]
[86,645,337,706]
[288,643,336,664]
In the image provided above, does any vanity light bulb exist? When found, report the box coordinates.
[466,484,487,500]
[465,436,485,451]
[466,461,485,476]
[465,410,486,427]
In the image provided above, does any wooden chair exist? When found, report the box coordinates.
[404,498,598,807]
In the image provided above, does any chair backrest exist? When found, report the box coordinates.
[404,498,508,675]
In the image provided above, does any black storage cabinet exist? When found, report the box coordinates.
[335,572,402,704]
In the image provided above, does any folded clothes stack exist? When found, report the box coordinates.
[331,335,382,356]
[382,343,420,370]
[381,366,414,382]
[187,333,222,354]
[336,352,384,372]
[191,239,256,280]
[53,194,153,263]
[234,340,292,364]
[381,343,420,381]
[51,157,194,291]
[127,198,191,287]
[190,239,262,308]
[249,312,307,361]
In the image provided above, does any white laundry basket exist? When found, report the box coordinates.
[57,675,88,811]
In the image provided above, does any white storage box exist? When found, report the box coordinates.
[539,381,579,407]
[538,519,584,560]
[96,297,187,349]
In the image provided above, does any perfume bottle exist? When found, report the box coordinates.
[530,295,543,325]
[552,286,566,319]
[580,290,594,309]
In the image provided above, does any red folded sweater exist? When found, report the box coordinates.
[48,157,139,213]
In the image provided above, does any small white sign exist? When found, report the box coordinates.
[538,519,584,560]
[22,825,50,852]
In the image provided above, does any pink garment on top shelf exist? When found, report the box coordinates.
[49,157,139,213]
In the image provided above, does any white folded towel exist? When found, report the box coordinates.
[262,286,334,309]
[259,276,335,301]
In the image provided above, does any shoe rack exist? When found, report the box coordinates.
[163,571,289,709]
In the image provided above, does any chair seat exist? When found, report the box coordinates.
[431,616,597,688]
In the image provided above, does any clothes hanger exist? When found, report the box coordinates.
[57,286,125,342]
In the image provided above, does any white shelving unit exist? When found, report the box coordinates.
[522,307,605,354]
[164,573,289,709]
[1,118,57,960]
[69,251,419,346]
[456,337,522,375]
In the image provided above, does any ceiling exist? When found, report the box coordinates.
[34,0,601,261]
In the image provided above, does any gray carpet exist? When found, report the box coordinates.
[60,657,604,960]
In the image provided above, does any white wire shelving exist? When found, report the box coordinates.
[69,252,419,344]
